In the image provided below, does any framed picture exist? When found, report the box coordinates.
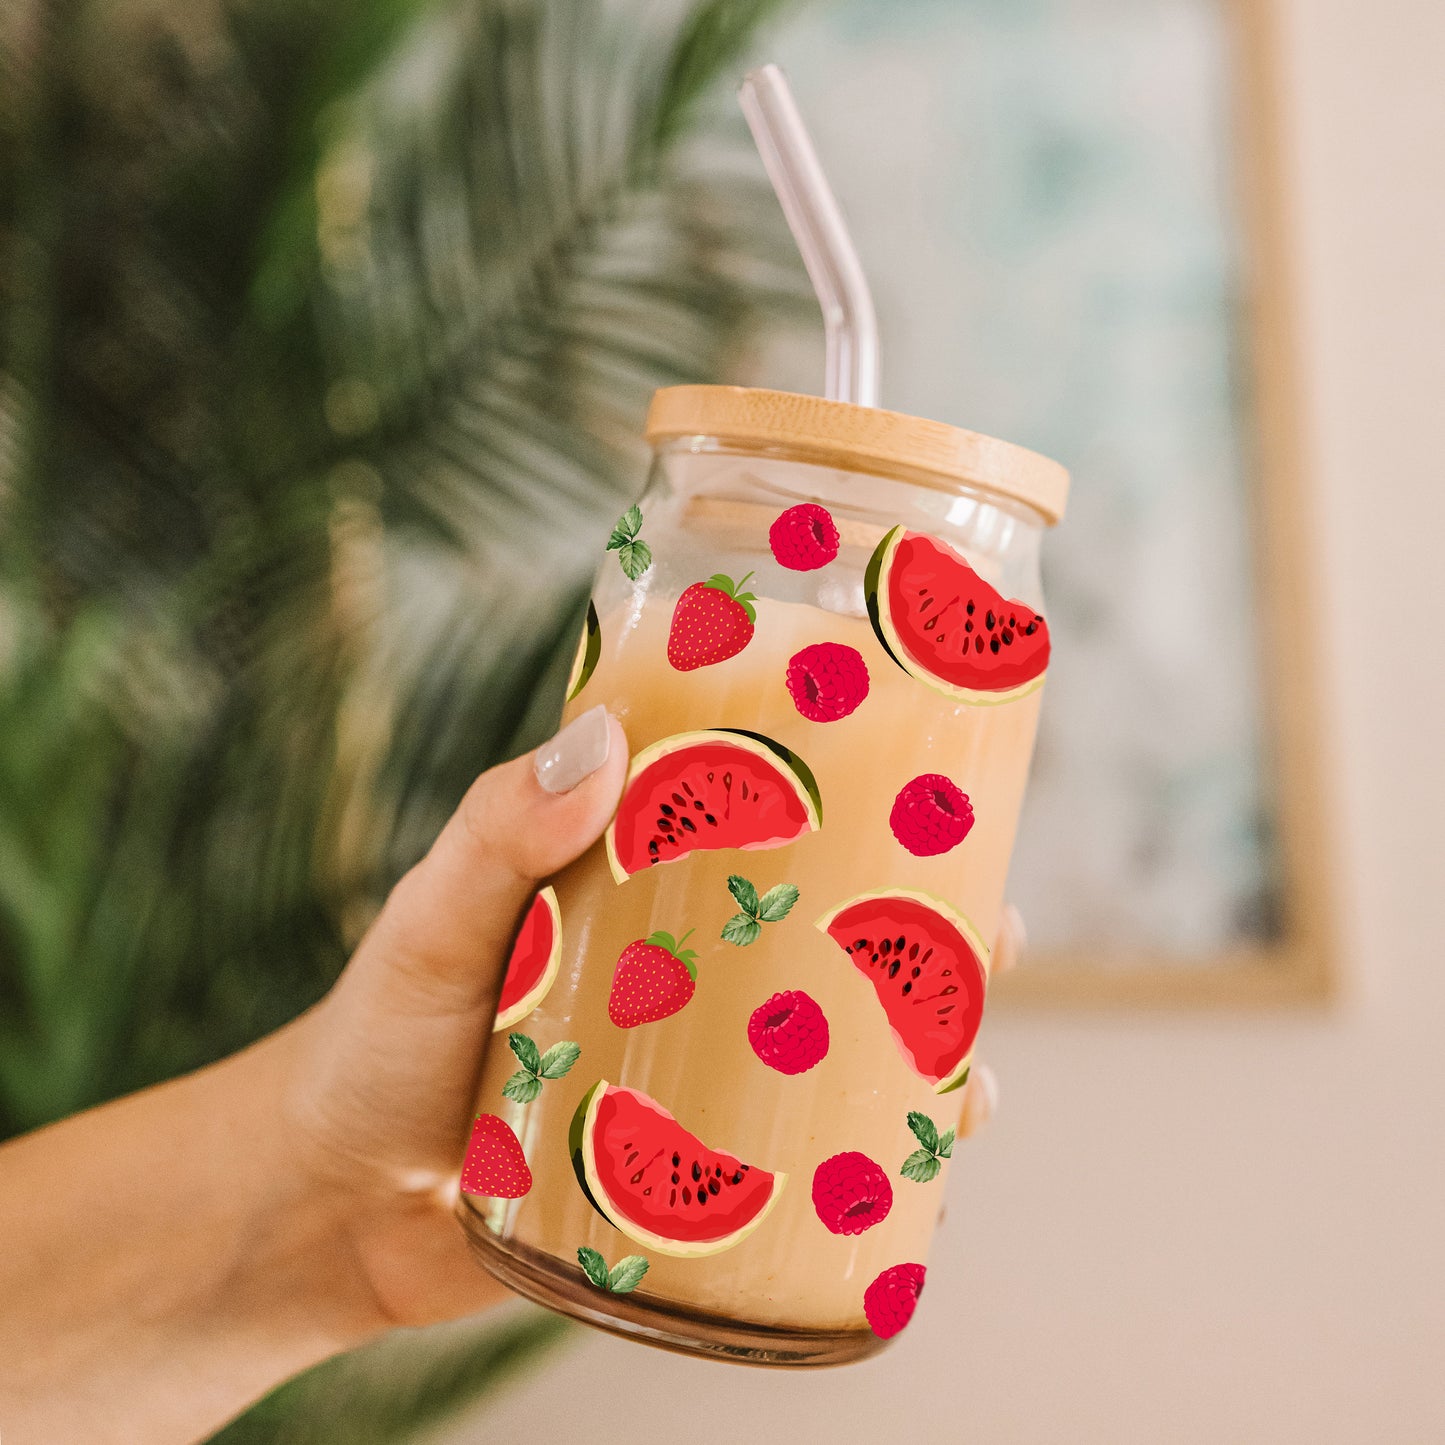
[750,0,1333,1004]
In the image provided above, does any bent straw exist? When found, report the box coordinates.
[739,64,880,408]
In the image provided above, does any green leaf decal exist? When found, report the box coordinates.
[721,914,762,947]
[907,1110,939,1153]
[607,505,643,546]
[937,1127,956,1159]
[508,1032,542,1075]
[726,875,759,915]
[616,540,652,581]
[606,1256,650,1293]
[577,1247,611,1290]
[501,1071,543,1104]
[757,883,800,923]
[900,1150,942,1184]
[538,1041,581,1080]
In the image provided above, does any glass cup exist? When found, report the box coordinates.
[457,386,1068,1366]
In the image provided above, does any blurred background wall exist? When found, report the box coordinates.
[474,0,1445,1438]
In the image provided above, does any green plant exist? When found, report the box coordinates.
[0,0,805,1432]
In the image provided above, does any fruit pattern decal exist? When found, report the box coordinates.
[606,505,652,580]
[605,729,821,882]
[899,1111,955,1184]
[608,931,699,1028]
[786,641,869,722]
[501,1032,581,1103]
[492,887,562,1032]
[572,1081,785,1258]
[500,509,1040,1344]
[864,1263,926,1339]
[747,990,829,1075]
[461,1114,532,1199]
[770,503,840,571]
[812,1152,894,1236]
[867,524,1048,705]
[667,572,758,670]
[566,601,601,702]
[720,874,799,946]
[889,773,975,857]
[577,1246,650,1295]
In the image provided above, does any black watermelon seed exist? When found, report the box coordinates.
[660,803,675,817]
[990,637,1000,653]
[964,619,973,632]
[888,960,901,978]
[966,600,975,615]
[680,816,696,833]
[902,981,913,996]
[692,1161,702,1182]
[708,1178,720,1195]
[672,1152,681,1166]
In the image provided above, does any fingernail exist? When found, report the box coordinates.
[534,705,612,794]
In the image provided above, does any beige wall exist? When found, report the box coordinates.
[470,1,1445,1439]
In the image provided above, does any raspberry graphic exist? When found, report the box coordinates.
[812,1151,893,1235]
[863,1263,926,1339]
[460,1114,532,1199]
[889,773,974,856]
[770,503,840,571]
[747,989,830,1074]
[785,642,870,722]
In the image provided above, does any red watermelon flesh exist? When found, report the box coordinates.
[492,887,561,1031]
[868,527,1049,703]
[570,1081,784,1257]
[817,891,989,1093]
[606,730,820,882]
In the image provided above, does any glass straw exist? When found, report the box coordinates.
[739,64,880,408]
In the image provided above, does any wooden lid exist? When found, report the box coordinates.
[644,386,1068,524]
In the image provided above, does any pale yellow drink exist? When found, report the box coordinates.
[464,594,1040,1330]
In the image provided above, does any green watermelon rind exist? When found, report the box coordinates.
[565,601,602,703]
[569,1080,787,1259]
[815,887,991,1095]
[604,728,822,884]
[491,886,563,1032]
[865,524,1047,707]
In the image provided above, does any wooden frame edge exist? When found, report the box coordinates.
[998,0,1337,1010]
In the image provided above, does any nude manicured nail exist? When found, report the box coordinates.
[534,705,612,794]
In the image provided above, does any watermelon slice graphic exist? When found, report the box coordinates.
[815,889,989,1093]
[492,887,562,1031]
[605,729,821,883]
[866,525,1049,705]
[565,601,601,702]
[570,1081,784,1257]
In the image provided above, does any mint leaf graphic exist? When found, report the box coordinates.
[900,1150,942,1184]
[907,1111,940,1153]
[502,1071,543,1104]
[726,875,759,915]
[508,1032,541,1075]
[937,1127,956,1159]
[721,914,762,947]
[538,1041,581,1080]
[616,539,652,580]
[607,1256,650,1294]
[757,883,800,923]
[607,505,643,547]
[577,1247,610,1290]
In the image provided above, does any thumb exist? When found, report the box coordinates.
[360,704,628,1018]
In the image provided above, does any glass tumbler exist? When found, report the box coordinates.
[457,386,1068,1366]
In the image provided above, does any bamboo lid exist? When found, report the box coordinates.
[644,386,1068,524]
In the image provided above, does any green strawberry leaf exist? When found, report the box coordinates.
[502,1071,543,1104]
[906,1110,940,1153]
[606,505,643,547]
[726,875,759,916]
[721,914,762,947]
[615,540,652,581]
[507,1032,541,1075]
[900,1150,942,1184]
[757,883,800,923]
[606,1256,650,1294]
[937,1127,956,1159]
[538,1041,581,1080]
[647,929,699,979]
[577,1247,611,1290]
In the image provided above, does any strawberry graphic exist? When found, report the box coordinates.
[608,930,700,1028]
[460,1114,532,1199]
[667,573,757,671]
